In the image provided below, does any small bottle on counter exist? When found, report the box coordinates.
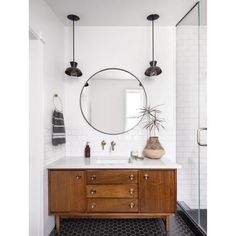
[84,142,91,158]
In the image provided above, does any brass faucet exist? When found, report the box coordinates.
[111,141,116,151]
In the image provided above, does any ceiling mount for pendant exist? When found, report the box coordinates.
[145,14,162,77]
[147,14,159,21]
[65,14,82,77]
[67,14,80,21]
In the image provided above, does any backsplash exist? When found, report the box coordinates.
[65,127,146,157]
[44,122,175,162]
[65,125,175,159]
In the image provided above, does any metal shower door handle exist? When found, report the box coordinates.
[197,128,207,147]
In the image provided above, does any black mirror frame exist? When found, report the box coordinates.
[79,68,148,135]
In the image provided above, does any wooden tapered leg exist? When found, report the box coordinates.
[165,216,170,232]
[56,215,60,233]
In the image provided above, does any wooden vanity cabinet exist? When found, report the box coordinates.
[48,169,177,232]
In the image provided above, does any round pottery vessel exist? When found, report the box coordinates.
[143,136,165,159]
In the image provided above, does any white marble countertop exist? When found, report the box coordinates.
[47,156,181,169]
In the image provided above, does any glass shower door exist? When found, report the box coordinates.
[176,1,207,234]
[198,6,207,230]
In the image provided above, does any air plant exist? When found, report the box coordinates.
[139,105,165,137]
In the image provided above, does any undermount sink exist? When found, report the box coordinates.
[90,157,131,165]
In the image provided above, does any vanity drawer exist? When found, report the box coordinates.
[86,184,138,198]
[86,170,138,184]
[87,199,138,212]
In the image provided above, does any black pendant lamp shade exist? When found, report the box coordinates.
[65,14,82,77]
[145,14,162,77]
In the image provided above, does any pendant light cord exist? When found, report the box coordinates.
[152,20,154,62]
[73,20,75,62]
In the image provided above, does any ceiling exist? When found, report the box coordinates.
[45,0,197,26]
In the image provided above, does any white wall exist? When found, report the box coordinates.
[64,26,176,160]
[29,38,44,236]
[29,0,65,235]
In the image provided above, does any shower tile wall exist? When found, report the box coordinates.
[176,26,207,209]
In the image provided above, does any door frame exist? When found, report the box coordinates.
[29,25,45,236]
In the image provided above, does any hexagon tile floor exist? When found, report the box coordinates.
[50,213,197,236]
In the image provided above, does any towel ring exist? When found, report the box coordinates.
[53,94,63,112]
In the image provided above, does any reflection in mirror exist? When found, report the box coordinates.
[125,89,144,130]
[80,68,147,135]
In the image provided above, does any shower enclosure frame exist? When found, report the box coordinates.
[176,1,207,235]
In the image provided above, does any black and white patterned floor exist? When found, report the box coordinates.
[50,213,197,236]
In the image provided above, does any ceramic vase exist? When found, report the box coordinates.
[143,136,165,159]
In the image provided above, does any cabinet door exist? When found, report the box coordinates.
[49,170,86,213]
[140,170,176,213]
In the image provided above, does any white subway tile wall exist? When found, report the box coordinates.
[43,118,175,163]
[44,128,66,165]
[61,26,176,162]
[43,124,175,160]
[176,26,207,209]
[64,125,175,159]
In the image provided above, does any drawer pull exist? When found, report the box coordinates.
[90,189,96,195]
[129,188,135,195]
[129,202,135,208]
[90,175,96,181]
[129,174,135,181]
[76,176,81,180]
[144,174,149,180]
[91,203,96,209]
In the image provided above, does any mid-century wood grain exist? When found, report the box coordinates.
[49,171,70,212]
[49,170,86,213]
[49,168,177,233]
[86,170,138,184]
[87,198,138,212]
[86,184,138,198]
[140,170,176,213]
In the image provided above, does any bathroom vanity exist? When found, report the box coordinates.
[48,157,180,232]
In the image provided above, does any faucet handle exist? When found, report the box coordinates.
[101,140,106,150]
[111,141,116,151]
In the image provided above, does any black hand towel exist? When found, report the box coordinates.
[52,110,66,146]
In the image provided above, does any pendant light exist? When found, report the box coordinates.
[145,14,162,77]
[65,14,82,77]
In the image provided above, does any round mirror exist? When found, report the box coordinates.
[80,68,147,135]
